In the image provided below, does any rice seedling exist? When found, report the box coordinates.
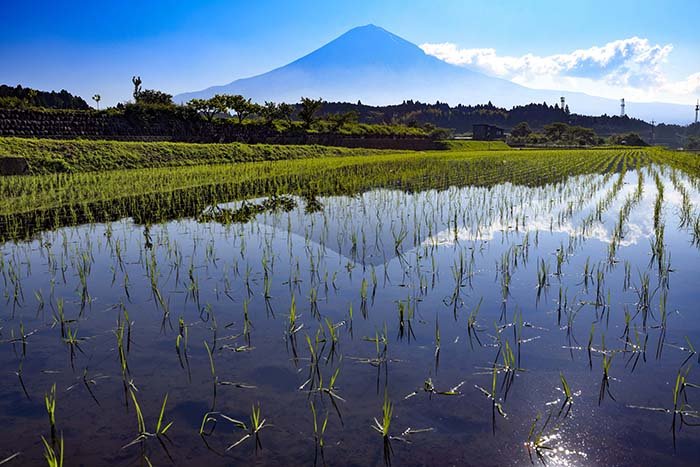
[525,411,554,464]
[475,367,508,435]
[372,390,394,466]
[122,389,174,462]
[44,383,57,445]
[598,352,615,405]
[224,403,268,453]
[395,298,415,342]
[175,316,191,381]
[404,377,465,400]
[65,367,105,406]
[310,401,329,465]
[558,372,574,417]
[628,366,700,450]
[466,297,483,349]
[40,433,63,467]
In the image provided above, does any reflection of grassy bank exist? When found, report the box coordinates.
[0,137,393,174]
[0,147,663,242]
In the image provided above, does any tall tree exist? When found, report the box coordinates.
[277,103,294,122]
[136,89,173,106]
[225,95,255,124]
[299,97,324,129]
[510,122,532,138]
[92,94,101,110]
[187,95,227,121]
[131,76,142,102]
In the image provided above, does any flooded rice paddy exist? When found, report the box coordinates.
[1,149,699,466]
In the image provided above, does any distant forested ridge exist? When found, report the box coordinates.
[317,100,699,146]
[0,84,90,110]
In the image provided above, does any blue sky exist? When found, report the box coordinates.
[1,0,698,106]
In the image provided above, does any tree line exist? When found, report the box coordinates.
[0,84,90,110]
[3,79,698,146]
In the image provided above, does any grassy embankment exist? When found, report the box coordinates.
[0,137,398,174]
[0,137,518,175]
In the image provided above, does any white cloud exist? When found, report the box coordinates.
[420,38,698,104]
[666,72,700,95]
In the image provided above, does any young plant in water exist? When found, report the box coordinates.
[40,433,64,467]
[372,390,394,466]
[45,383,58,445]
[122,389,174,462]
[310,401,329,465]
[225,403,268,453]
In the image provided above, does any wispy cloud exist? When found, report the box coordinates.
[420,38,699,104]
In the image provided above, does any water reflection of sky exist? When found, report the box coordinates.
[423,168,700,248]
[1,166,700,466]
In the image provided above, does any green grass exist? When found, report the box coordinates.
[442,140,511,151]
[0,137,394,174]
[0,137,515,175]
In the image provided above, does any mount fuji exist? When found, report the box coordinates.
[175,24,689,123]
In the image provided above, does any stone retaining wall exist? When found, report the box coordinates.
[0,109,442,150]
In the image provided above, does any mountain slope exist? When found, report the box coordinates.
[175,24,690,124]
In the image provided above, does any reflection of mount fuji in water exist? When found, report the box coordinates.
[248,169,689,266]
[176,24,689,123]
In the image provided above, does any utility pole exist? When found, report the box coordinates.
[650,120,655,145]
[695,99,699,124]
[620,98,625,117]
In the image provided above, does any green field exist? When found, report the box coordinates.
[2,138,700,466]
[0,140,694,242]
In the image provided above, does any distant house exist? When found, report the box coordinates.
[472,124,505,141]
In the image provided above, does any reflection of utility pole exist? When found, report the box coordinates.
[650,120,655,145]
[620,98,625,117]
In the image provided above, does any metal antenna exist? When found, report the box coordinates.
[620,98,625,117]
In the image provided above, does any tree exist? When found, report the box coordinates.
[327,111,358,130]
[259,101,279,125]
[26,89,37,103]
[131,76,142,101]
[510,122,532,138]
[567,126,598,146]
[277,103,294,122]
[608,132,648,147]
[92,94,101,110]
[136,89,173,106]
[225,95,255,124]
[187,96,227,121]
[299,97,324,129]
[543,122,569,142]
[686,136,700,150]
